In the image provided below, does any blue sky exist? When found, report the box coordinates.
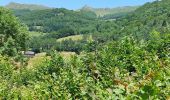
[0,0,155,10]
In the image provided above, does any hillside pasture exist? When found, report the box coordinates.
[56,35,83,42]
[27,52,76,68]
[28,31,46,37]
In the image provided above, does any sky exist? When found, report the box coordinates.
[0,0,155,10]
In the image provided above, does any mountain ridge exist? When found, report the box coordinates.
[5,2,138,17]
[5,2,51,10]
[80,5,139,16]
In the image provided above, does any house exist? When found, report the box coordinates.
[24,51,35,57]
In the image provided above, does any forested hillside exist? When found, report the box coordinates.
[9,0,170,54]
[116,0,170,38]
[0,0,169,99]
[14,8,97,34]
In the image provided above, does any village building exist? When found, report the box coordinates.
[24,51,35,57]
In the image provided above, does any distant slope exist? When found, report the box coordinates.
[5,2,51,10]
[13,8,97,38]
[80,5,139,17]
[116,0,170,38]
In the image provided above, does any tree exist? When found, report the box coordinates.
[0,7,28,56]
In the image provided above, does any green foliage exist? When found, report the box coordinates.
[0,7,28,57]
[0,37,17,56]
[0,55,13,79]
[0,32,169,99]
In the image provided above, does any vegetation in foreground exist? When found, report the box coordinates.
[0,31,169,99]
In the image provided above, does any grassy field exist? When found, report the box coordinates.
[56,35,83,42]
[56,34,93,42]
[27,53,47,68]
[59,51,76,61]
[27,52,76,68]
[28,31,46,37]
[27,34,91,68]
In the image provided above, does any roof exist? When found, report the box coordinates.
[24,51,35,55]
